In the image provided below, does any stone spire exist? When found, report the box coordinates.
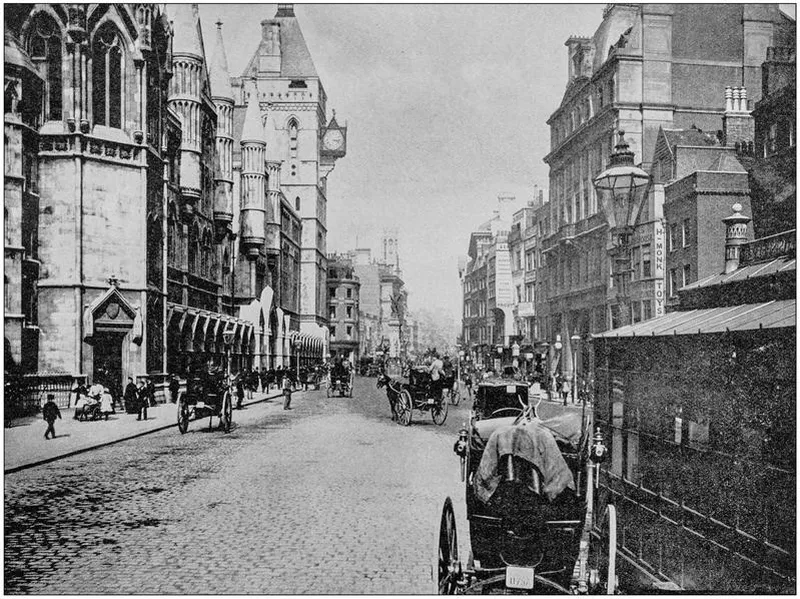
[208,19,233,101]
[169,3,204,59]
[240,80,264,144]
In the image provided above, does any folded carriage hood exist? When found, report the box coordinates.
[471,409,585,449]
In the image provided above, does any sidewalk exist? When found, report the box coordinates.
[4,390,281,473]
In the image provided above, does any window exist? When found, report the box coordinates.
[330,326,336,340]
[28,14,62,121]
[641,244,652,278]
[346,325,352,339]
[631,301,641,323]
[288,118,298,159]
[642,299,652,321]
[329,287,336,299]
[92,23,124,128]
[295,196,300,211]
[682,263,691,287]
[669,224,678,252]
[346,288,352,299]
[526,251,533,271]
[346,306,352,319]
[329,306,336,320]
[669,268,678,297]
[631,246,641,281]
[682,219,690,247]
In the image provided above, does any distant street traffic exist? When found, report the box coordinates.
[5,377,474,594]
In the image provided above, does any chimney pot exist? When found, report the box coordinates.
[724,86,733,112]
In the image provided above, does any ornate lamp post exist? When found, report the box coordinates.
[593,131,651,327]
[222,325,236,386]
[570,334,581,403]
[553,335,563,399]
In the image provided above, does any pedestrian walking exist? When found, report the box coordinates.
[136,380,148,421]
[123,377,138,414]
[42,394,61,440]
[282,373,293,410]
[561,377,571,406]
[236,375,245,410]
[146,377,156,407]
[169,374,180,403]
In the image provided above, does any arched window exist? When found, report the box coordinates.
[28,13,62,121]
[188,224,199,273]
[92,23,124,128]
[288,118,298,159]
[295,196,300,211]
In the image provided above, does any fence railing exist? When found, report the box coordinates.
[4,373,87,421]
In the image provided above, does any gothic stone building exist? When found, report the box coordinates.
[4,3,345,399]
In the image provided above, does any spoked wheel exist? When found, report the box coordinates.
[432,497,459,595]
[432,395,448,425]
[220,390,233,433]
[177,395,190,434]
[397,390,413,426]
[449,385,461,406]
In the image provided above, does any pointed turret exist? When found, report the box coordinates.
[169,3,204,59]
[211,19,234,235]
[209,19,233,102]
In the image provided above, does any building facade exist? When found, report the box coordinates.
[326,253,360,363]
[4,3,344,405]
[538,3,793,383]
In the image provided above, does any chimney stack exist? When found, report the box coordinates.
[722,203,751,274]
[722,86,754,147]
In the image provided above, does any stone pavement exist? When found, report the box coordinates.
[4,390,282,473]
[4,378,468,594]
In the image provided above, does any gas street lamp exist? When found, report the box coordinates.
[593,131,651,326]
[570,334,581,403]
[511,341,520,368]
[222,324,236,385]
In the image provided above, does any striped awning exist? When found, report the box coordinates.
[594,300,795,339]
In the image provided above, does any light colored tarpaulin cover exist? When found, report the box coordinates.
[474,419,575,504]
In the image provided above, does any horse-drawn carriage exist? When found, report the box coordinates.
[326,364,354,398]
[379,367,449,426]
[434,377,617,594]
[176,370,233,434]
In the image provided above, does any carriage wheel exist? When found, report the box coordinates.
[432,395,448,426]
[449,385,461,406]
[177,395,190,434]
[397,390,413,426]
[432,497,459,594]
[220,391,233,433]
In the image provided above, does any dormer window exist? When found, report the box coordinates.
[288,80,307,89]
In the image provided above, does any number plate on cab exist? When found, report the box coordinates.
[505,566,534,590]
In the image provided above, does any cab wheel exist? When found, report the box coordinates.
[177,395,190,434]
[397,390,413,426]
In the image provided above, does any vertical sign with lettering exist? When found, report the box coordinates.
[653,222,666,317]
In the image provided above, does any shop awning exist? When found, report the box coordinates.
[593,300,795,339]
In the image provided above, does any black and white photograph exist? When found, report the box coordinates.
[3,2,796,594]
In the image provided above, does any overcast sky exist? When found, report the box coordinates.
[195,3,792,321]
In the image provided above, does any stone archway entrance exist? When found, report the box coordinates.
[93,331,125,400]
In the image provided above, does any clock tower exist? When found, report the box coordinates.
[233,4,347,334]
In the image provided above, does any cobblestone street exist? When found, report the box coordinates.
[5,377,472,594]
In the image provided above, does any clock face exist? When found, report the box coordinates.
[323,129,344,151]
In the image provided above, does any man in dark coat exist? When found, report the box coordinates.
[123,377,138,414]
[42,394,61,440]
[136,380,148,420]
[169,375,180,404]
